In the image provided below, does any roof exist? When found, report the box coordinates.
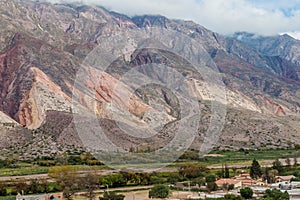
[216,179,242,185]
[240,174,250,177]
[276,175,296,181]
[241,179,258,185]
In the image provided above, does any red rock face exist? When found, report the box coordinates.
[0,33,34,122]
[18,103,33,126]
[71,66,151,118]
[261,96,286,116]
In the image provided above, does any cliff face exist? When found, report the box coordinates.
[0,0,299,151]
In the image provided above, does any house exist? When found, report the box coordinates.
[240,179,259,187]
[215,179,243,188]
[251,187,269,198]
[291,181,300,189]
[284,189,300,199]
[276,175,296,183]
[270,181,288,189]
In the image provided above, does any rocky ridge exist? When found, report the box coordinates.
[0,0,299,155]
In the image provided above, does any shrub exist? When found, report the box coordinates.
[99,191,125,200]
[149,184,169,198]
[240,187,253,199]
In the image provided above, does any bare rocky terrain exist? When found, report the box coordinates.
[0,0,300,159]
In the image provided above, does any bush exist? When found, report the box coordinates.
[179,164,209,179]
[100,174,126,188]
[224,194,242,200]
[206,182,218,192]
[0,184,7,196]
[99,191,125,200]
[206,174,216,183]
[240,187,253,199]
[149,184,169,198]
[263,189,289,200]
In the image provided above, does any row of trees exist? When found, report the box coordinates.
[0,179,56,196]
[35,152,103,167]
[47,165,196,199]
[250,158,286,183]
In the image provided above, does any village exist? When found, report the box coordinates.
[14,160,300,200]
[170,173,299,199]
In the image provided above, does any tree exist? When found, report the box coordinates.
[206,174,217,192]
[221,163,225,178]
[285,158,291,168]
[232,167,237,177]
[224,194,243,200]
[262,167,278,184]
[0,183,7,196]
[80,171,100,200]
[16,182,30,195]
[225,163,230,178]
[222,184,235,191]
[294,157,298,167]
[206,182,218,192]
[100,174,126,188]
[39,179,50,193]
[48,166,79,200]
[148,184,169,198]
[250,159,262,179]
[29,179,39,194]
[206,174,216,183]
[179,164,209,179]
[272,159,283,175]
[263,189,289,200]
[240,187,253,199]
[99,191,125,200]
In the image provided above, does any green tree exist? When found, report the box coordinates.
[285,158,291,168]
[179,164,209,179]
[148,184,169,198]
[48,166,79,200]
[29,179,39,194]
[206,182,218,192]
[259,197,273,200]
[206,174,216,183]
[0,183,7,196]
[206,174,218,192]
[263,168,278,184]
[224,194,243,200]
[224,163,230,178]
[16,182,30,195]
[100,174,126,188]
[222,184,235,191]
[221,163,225,178]
[263,189,289,200]
[294,157,298,167]
[272,159,283,175]
[250,159,262,179]
[240,187,253,199]
[99,191,125,200]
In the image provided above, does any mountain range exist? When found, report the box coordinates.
[0,0,300,159]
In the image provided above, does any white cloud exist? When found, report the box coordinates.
[43,0,300,36]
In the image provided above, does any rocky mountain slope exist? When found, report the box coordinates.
[0,0,299,157]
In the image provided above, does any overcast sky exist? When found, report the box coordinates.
[45,0,300,38]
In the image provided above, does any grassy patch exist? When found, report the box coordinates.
[177,148,299,166]
[0,197,15,200]
[0,166,48,177]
